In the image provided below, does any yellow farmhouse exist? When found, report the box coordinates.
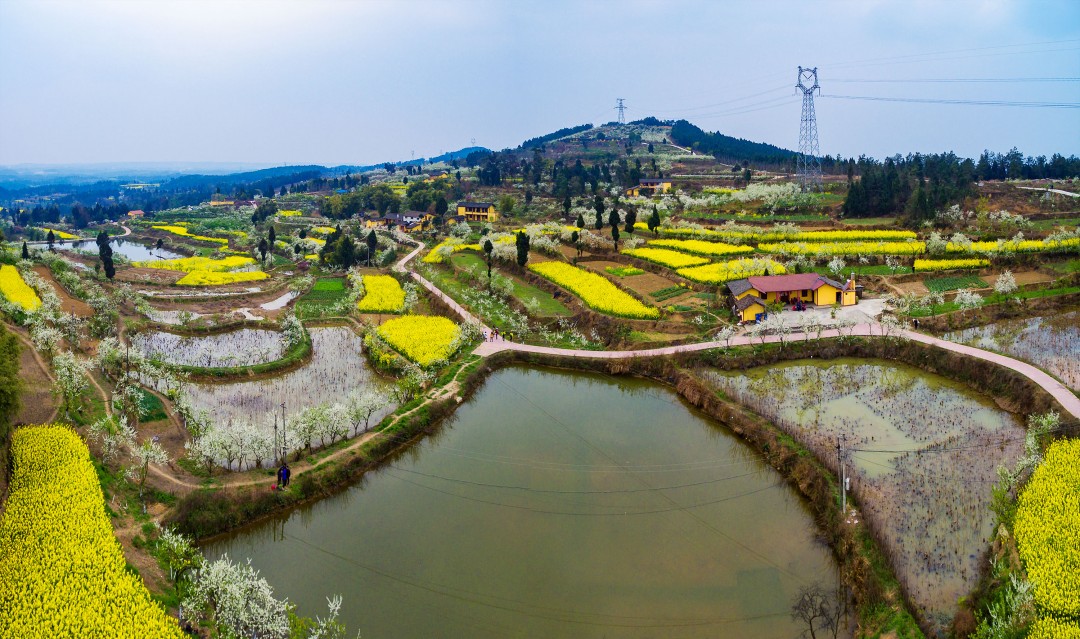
[456,201,499,223]
[728,273,857,321]
[626,178,673,197]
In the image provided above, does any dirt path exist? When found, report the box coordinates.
[6,324,60,423]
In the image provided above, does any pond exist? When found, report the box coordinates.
[943,309,1080,391]
[204,366,840,639]
[64,239,184,262]
[130,328,286,368]
[699,359,1024,631]
[108,238,184,261]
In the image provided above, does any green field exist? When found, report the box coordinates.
[450,254,570,317]
[812,264,903,276]
[296,277,347,317]
[924,275,988,293]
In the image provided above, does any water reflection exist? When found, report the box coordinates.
[205,366,839,639]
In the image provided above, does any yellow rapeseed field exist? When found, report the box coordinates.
[1028,616,1080,639]
[621,247,709,269]
[913,258,989,272]
[676,258,787,284]
[648,239,754,257]
[41,228,78,240]
[634,223,916,243]
[357,275,406,313]
[947,237,1080,254]
[1015,438,1080,619]
[758,240,926,256]
[529,261,659,319]
[0,265,42,312]
[0,424,185,638]
[175,271,269,286]
[134,255,255,272]
[377,315,460,366]
[151,225,229,245]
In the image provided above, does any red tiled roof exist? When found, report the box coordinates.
[746,273,829,293]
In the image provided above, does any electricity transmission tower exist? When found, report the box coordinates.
[795,67,823,191]
[615,98,626,124]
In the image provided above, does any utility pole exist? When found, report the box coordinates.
[280,401,287,464]
[836,434,846,513]
[615,98,626,125]
[795,66,823,192]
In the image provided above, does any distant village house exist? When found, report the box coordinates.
[456,201,499,223]
[626,178,673,197]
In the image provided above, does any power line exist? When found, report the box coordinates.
[387,464,768,494]
[823,38,1080,70]
[820,94,1080,108]
[831,77,1080,84]
[386,468,783,517]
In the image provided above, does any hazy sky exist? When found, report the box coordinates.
[1,0,1078,166]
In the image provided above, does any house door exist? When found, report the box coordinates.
[835,291,842,304]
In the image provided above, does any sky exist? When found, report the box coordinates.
[1,0,1078,167]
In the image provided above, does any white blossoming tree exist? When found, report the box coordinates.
[127,437,169,496]
[994,270,1018,298]
[954,288,984,322]
[52,350,90,417]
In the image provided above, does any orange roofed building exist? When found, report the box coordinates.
[727,273,857,321]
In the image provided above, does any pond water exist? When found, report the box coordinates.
[204,366,840,639]
[131,328,286,368]
[108,238,184,261]
[943,309,1080,391]
[699,359,1024,630]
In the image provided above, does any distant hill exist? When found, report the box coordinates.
[160,165,326,190]
[330,146,491,174]
[668,120,795,164]
[499,118,795,167]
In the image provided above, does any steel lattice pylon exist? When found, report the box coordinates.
[796,66,823,191]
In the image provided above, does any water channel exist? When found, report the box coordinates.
[205,365,840,638]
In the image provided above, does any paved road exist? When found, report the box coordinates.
[1016,186,1079,198]
[396,234,1080,419]
[395,239,489,330]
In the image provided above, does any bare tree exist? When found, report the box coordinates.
[790,582,845,639]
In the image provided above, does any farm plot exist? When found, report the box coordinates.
[646,239,753,258]
[913,258,989,272]
[529,261,659,319]
[181,327,392,430]
[676,257,786,284]
[131,328,286,368]
[295,277,348,318]
[698,359,1023,627]
[0,265,42,311]
[0,425,185,638]
[943,310,1080,390]
[356,275,405,313]
[621,247,709,269]
[923,275,988,293]
[1015,438,1080,622]
[376,315,460,366]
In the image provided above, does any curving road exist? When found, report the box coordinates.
[398,238,1080,420]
